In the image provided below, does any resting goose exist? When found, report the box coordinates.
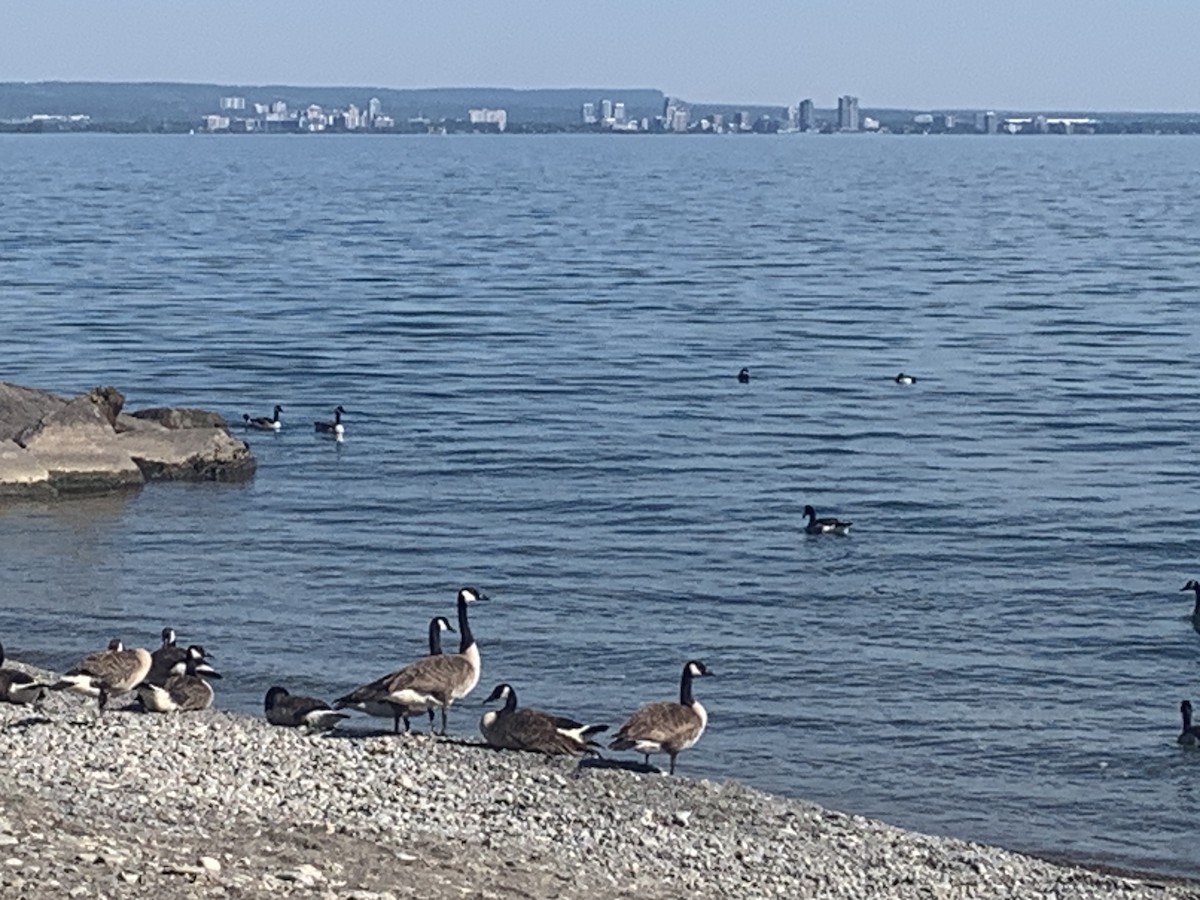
[1180,700,1200,747]
[803,504,852,536]
[480,683,607,755]
[895,373,917,385]
[243,405,283,431]
[136,657,221,713]
[264,686,348,731]
[314,405,346,436]
[0,641,50,706]
[609,659,713,775]
[334,587,487,735]
[52,639,153,710]
[147,628,216,686]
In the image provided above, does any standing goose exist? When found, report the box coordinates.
[1180,700,1200,747]
[609,660,713,775]
[803,504,852,536]
[0,641,50,706]
[314,405,346,436]
[243,405,283,431]
[334,587,487,735]
[52,639,153,710]
[480,683,607,755]
[136,657,221,713]
[424,615,455,727]
[264,686,348,731]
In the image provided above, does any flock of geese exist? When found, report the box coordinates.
[0,587,714,776]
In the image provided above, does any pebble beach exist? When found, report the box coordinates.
[2,659,1197,900]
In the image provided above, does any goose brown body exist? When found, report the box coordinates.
[479,683,606,755]
[609,660,712,775]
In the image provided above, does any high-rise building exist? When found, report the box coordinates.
[600,99,613,121]
[220,96,245,111]
[798,99,815,132]
[582,102,596,125]
[837,95,859,132]
[613,102,626,123]
[368,97,383,124]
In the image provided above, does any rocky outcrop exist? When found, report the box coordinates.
[0,382,255,498]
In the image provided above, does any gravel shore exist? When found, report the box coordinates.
[2,658,1197,900]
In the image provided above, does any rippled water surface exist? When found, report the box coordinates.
[4,132,1200,876]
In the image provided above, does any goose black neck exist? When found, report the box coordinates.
[0,641,5,667]
[457,596,475,654]
[503,688,518,714]
[679,667,695,705]
[1185,704,1194,732]
[428,620,443,655]
[1192,589,1200,618]
[334,408,343,425]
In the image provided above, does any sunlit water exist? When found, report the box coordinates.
[3,132,1200,876]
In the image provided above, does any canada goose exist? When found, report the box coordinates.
[480,683,607,755]
[1180,700,1200,747]
[334,587,487,735]
[264,686,348,731]
[424,615,455,725]
[136,657,221,713]
[609,659,713,775]
[737,368,750,384]
[243,405,283,431]
[0,641,50,706]
[803,504,851,536]
[314,406,346,436]
[148,631,216,686]
[52,639,153,709]
[895,373,917,385]
[1181,581,1200,628]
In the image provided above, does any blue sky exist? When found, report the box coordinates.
[4,1,1199,111]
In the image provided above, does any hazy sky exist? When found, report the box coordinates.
[4,1,1199,111]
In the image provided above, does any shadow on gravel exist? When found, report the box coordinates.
[576,756,663,776]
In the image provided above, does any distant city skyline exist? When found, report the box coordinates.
[3,1,1200,113]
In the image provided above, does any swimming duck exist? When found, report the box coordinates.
[0,641,50,706]
[264,686,349,731]
[480,683,607,755]
[243,405,283,431]
[52,639,153,710]
[1180,700,1200,747]
[334,587,486,735]
[737,368,750,384]
[803,504,852,535]
[314,406,346,436]
[609,660,712,775]
[895,373,917,385]
[136,656,221,713]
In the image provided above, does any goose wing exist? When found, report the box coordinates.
[507,709,590,754]
[611,701,699,748]
[68,648,151,691]
[163,674,213,711]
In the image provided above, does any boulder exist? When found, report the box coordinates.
[0,440,55,498]
[0,382,67,442]
[116,416,256,482]
[128,407,230,431]
[16,390,144,493]
[0,383,256,497]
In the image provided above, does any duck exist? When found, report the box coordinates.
[243,405,283,431]
[0,641,50,706]
[480,683,607,755]
[737,368,750,384]
[608,659,713,775]
[314,405,346,436]
[334,587,487,735]
[803,504,852,535]
[1180,700,1200,747]
[264,686,349,731]
[52,639,153,710]
[895,373,917,385]
[136,656,221,713]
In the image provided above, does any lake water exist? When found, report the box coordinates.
[3,132,1200,877]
